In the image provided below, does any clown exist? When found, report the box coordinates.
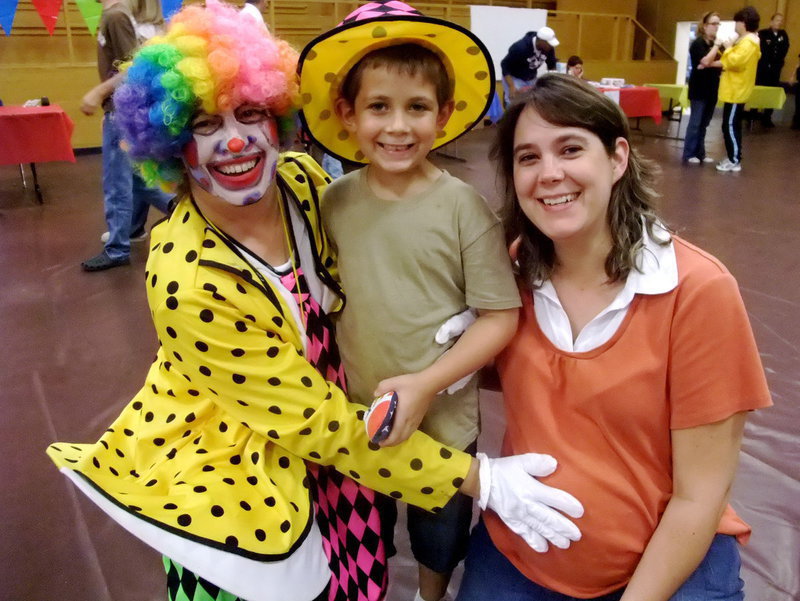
[47,3,583,601]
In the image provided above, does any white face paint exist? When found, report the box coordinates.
[182,104,280,206]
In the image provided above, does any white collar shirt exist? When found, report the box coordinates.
[532,223,677,352]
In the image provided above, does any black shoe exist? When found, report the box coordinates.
[81,251,130,272]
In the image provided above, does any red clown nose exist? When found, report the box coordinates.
[227,138,246,153]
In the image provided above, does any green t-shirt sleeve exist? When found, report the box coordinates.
[457,188,521,310]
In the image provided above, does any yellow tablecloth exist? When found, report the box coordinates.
[646,84,787,111]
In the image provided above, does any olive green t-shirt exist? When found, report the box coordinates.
[323,168,520,449]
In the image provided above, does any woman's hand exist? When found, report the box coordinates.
[374,372,437,446]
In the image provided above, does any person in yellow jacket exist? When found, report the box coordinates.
[708,6,762,172]
[46,3,584,601]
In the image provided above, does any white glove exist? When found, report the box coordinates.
[435,309,478,395]
[434,308,477,344]
[477,452,583,553]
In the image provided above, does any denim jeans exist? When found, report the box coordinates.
[102,112,172,260]
[502,76,535,107]
[456,520,744,601]
[682,98,716,161]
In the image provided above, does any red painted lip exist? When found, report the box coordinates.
[209,152,265,190]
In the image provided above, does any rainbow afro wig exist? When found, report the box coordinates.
[113,0,299,191]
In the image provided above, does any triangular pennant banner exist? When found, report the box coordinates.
[74,0,102,35]
[0,0,19,35]
[161,0,181,21]
[31,0,62,34]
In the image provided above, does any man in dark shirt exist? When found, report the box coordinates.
[80,0,171,271]
[756,12,790,127]
[500,27,558,107]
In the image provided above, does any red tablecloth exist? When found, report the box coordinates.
[598,86,663,124]
[0,105,76,165]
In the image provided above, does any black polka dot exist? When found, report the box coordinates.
[230,455,241,465]
[225,536,238,548]
[153,438,165,446]
[185,250,198,262]
[303,407,315,419]
[166,413,176,423]
[163,242,174,253]
[250,452,260,464]
[241,270,252,281]
[328,421,340,432]
[390,491,403,499]
[151,384,159,394]
[410,458,423,470]
[232,374,246,384]
[195,341,209,352]
[211,505,224,517]
[132,401,143,410]
[294,174,306,183]
[166,449,177,459]
[247,476,258,485]
[166,327,177,339]
[236,283,247,294]
[266,347,279,358]
[278,456,290,468]
[123,428,134,436]
[267,430,279,439]
[200,309,214,323]
[240,501,252,511]
[177,514,191,526]
[235,321,248,332]
[173,351,183,362]
[309,451,321,459]
[368,441,380,451]
[219,422,228,432]
[182,211,190,223]
[223,477,235,485]
[193,485,207,493]
[145,412,154,422]
[337,447,349,455]
[202,239,216,248]
[301,200,311,211]
[199,366,211,377]
[264,496,276,506]
[432,506,443,514]
[453,477,464,488]
[349,470,360,479]
[116,448,125,458]
[237,400,249,406]
[272,316,283,328]
[379,468,391,478]
[164,503,177,509]
[268,377,281,386]
[299,427,312,436]
[202,465,215,472]
[150,274,158,287]
[301,376,313,388]
[356,410,365,420]
[421,486,434,494]
[167,281,179,294]
[166,297,179,310]
[268,405,281,415]
[185,412,196,422]
[440,448,453,459]
[231,348,245,357]
[280,520,291,533]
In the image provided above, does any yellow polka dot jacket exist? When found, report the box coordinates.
[47,152,470,561]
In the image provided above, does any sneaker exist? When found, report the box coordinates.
[686,157,701,164]
[81,251,130,272]
[100,228,148,243]
[716,159,741,172]
[702,157,715,163]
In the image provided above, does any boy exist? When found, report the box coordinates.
[298,3,521,600]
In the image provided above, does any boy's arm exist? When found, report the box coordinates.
[374,306,518,447]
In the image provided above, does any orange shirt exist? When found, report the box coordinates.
[488,237,772,597]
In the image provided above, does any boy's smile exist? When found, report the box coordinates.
[337,65,453,181]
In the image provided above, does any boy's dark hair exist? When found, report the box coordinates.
[491,73,668,286]
[733,6,760,32]
[566,55,583,68]
[339,43,453,108]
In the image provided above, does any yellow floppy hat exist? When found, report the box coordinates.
[297,0,495,164]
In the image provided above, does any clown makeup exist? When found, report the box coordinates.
[182,104,280,206]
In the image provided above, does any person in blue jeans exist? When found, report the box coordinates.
[80,0,171,272]
[682,11,722,164]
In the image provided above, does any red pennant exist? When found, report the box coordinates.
[32,0,62,35]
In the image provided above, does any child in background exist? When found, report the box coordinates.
[567,55,584,78]
[299,2,522,600]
